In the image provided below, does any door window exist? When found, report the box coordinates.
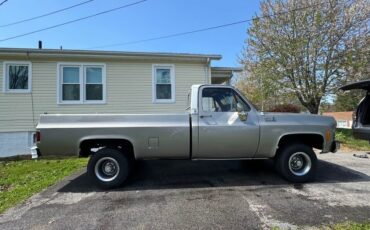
[201,88,250,112]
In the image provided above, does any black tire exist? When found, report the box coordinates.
[275,143,317,183]
[87,148,131,189]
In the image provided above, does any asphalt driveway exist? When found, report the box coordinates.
[1,151,370,229]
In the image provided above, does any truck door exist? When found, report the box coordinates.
[194,86,260,159]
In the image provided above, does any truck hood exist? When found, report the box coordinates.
[260,112,337,128]
[339,79,370,91]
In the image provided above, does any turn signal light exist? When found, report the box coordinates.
[325,129,331,142]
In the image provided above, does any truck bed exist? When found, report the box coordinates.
[37,114,191,159]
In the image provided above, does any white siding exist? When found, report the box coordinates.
[0,59,208,132]
[0,131,34,157]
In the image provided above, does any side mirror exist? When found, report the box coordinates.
[238,111,248,121]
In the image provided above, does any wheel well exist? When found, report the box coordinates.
[278,134,324,150]
[79,139,134,159]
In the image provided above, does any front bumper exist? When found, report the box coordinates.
[330,141,340,153]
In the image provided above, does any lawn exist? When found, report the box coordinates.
[324,222,370,230]
[336,128,370,151]
[0,157,87,214]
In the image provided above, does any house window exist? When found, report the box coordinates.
[3,61,32,93]
[85,67,103,101]
[152,64,175,103]
[58,63,105,104]
[62,66,80,101]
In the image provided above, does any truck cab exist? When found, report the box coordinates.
[190,85,260,159]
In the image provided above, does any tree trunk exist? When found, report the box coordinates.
[306,102,320,114]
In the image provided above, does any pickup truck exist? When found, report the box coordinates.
[35,85,339,188]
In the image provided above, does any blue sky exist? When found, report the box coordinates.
[0,0,260,67]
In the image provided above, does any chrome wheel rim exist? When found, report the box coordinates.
[94,157,120,182]
[288,152,312,176]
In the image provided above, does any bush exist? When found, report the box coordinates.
[268,104,301,113]
[335,128,369,151]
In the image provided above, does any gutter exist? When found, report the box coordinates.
[0,47,222,61]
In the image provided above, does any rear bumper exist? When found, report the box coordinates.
[30,146,41,159]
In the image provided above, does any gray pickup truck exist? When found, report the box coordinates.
[36,85,339,188]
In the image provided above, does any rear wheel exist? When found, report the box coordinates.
[275,143,317,183]
[87,148,131,189]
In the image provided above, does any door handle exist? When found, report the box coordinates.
[200,115,212,118]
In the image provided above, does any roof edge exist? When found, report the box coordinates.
[211,67,243,72]
[0,47,222,60]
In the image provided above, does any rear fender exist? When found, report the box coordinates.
[78,135,136,157]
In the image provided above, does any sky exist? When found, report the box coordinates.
[0,0,261,67]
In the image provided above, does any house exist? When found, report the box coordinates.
[0,47,241,157]
[323,111,353,129]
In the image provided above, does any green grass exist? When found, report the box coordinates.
[271,222,370,230]
[0,157,87,214]
[336,128,370,151]
[325,222,370,230]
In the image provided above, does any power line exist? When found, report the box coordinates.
[89,2,326,49]
[0,0,8,6]
[0,0,95,28]
[90,19,256,49]
[0,0,148,42]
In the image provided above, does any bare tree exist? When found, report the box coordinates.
[241,0,369,114]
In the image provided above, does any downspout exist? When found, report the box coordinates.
[205,58,211,84]
[229,70,234,85]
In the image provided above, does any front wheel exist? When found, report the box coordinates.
[275,143,317,183]
[87,148,131,189]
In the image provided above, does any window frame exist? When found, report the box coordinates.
[3,61,32,93]
[152,64,175,104]
[57,62,106,105]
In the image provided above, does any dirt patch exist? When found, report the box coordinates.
[0,184,13,192]
[0,155,32,161]
[340,145,358,152]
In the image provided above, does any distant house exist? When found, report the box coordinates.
[323,111,353,129]
[0,48,241,157]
